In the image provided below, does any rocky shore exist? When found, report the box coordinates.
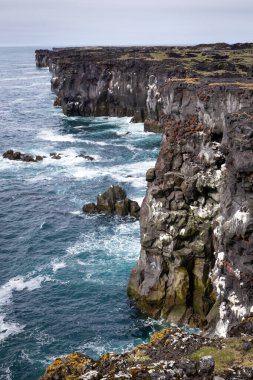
[36,44,253,378]
[39,325,253,379]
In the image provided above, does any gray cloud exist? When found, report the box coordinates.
[0,0,252,46]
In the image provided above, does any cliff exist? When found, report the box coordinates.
[36,44,253,132]
[36,45,253,378]
[128,82,253,336]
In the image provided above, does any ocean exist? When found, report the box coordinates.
[0,47,164,379]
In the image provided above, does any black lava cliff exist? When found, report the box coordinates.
[36,44,253,336]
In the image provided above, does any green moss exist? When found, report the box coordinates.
[148,51,168,61]
[190,338,253,374]
[118,53,132,60]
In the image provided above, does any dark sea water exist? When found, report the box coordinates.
[0,47,165,379]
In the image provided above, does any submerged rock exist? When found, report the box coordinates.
[76,154,95,161]
[3,149,43,162]
[50,152,62,159]
[83,185,140,218]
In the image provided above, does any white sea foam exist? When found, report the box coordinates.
[0,274,51,342]
[20,350,34,363]
[26,175,52,183]
[0,365,12,380]
[0,275,51,307]
[82,139,110,146]
[39,149,100,169]
[69,210,82,216]
[66,221,140,263]
[38,129,77,142]
[71,159,156,188]
[51,260,67,273]
[0,315,25,343]
[76,259,86,266]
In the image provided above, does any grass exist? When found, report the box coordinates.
[208,82,253,90]
[149,51,168,61]
[190,337,253,374]
[170,77,200,85]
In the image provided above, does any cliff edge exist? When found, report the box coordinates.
[36,44,253,378]
[36,44,253,132]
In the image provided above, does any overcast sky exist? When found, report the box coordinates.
[0,0,252,47]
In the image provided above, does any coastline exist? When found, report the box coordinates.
[36,44,253,378]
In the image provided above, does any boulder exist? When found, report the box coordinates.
[82,203,99,214]
[97,185,127,214]
[83,185,140,218]
[77,154,95,161]
[146,168,156,182]
[50,152,62,160]
[3,149,43,162]
[129,200,141,218]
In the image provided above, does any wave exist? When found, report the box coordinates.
[37,129,78,142]
[0,366,12,380]
[0,315,25,344]
[70,159,156,188]
[0,274,51,343]
[66,220,140,263]
[51,260,67,273]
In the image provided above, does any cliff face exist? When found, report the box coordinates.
[36,44,253,132]
[128,83,253,335]
[36,45,253,336]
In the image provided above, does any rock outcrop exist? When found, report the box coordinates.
[38,326,253,380]
[3,149,43,162]
[83,185,140,218]
[128,82,253,335]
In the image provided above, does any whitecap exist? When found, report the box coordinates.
[37,129,77,142]
[0,275,51,307]
[0,274,51,342]
[0,365,12,380]
[69,210,82,216]
[26,175,52,184]
[0,315,25,343]
[70,159,155,187]
[51,260,67,273]
[76,259,86,266]
[66,221,140,263]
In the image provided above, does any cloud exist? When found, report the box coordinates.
[0,0,252,46]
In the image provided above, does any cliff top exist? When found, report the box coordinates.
[36,43,253,79]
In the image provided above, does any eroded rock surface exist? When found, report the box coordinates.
[83,185,140,218]
[38,327,253,380]
[128,83,253,335]
[35,44,253,132]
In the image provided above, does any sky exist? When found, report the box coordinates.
[0,0,252,47]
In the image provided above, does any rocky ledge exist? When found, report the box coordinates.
[39,326,253,379]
